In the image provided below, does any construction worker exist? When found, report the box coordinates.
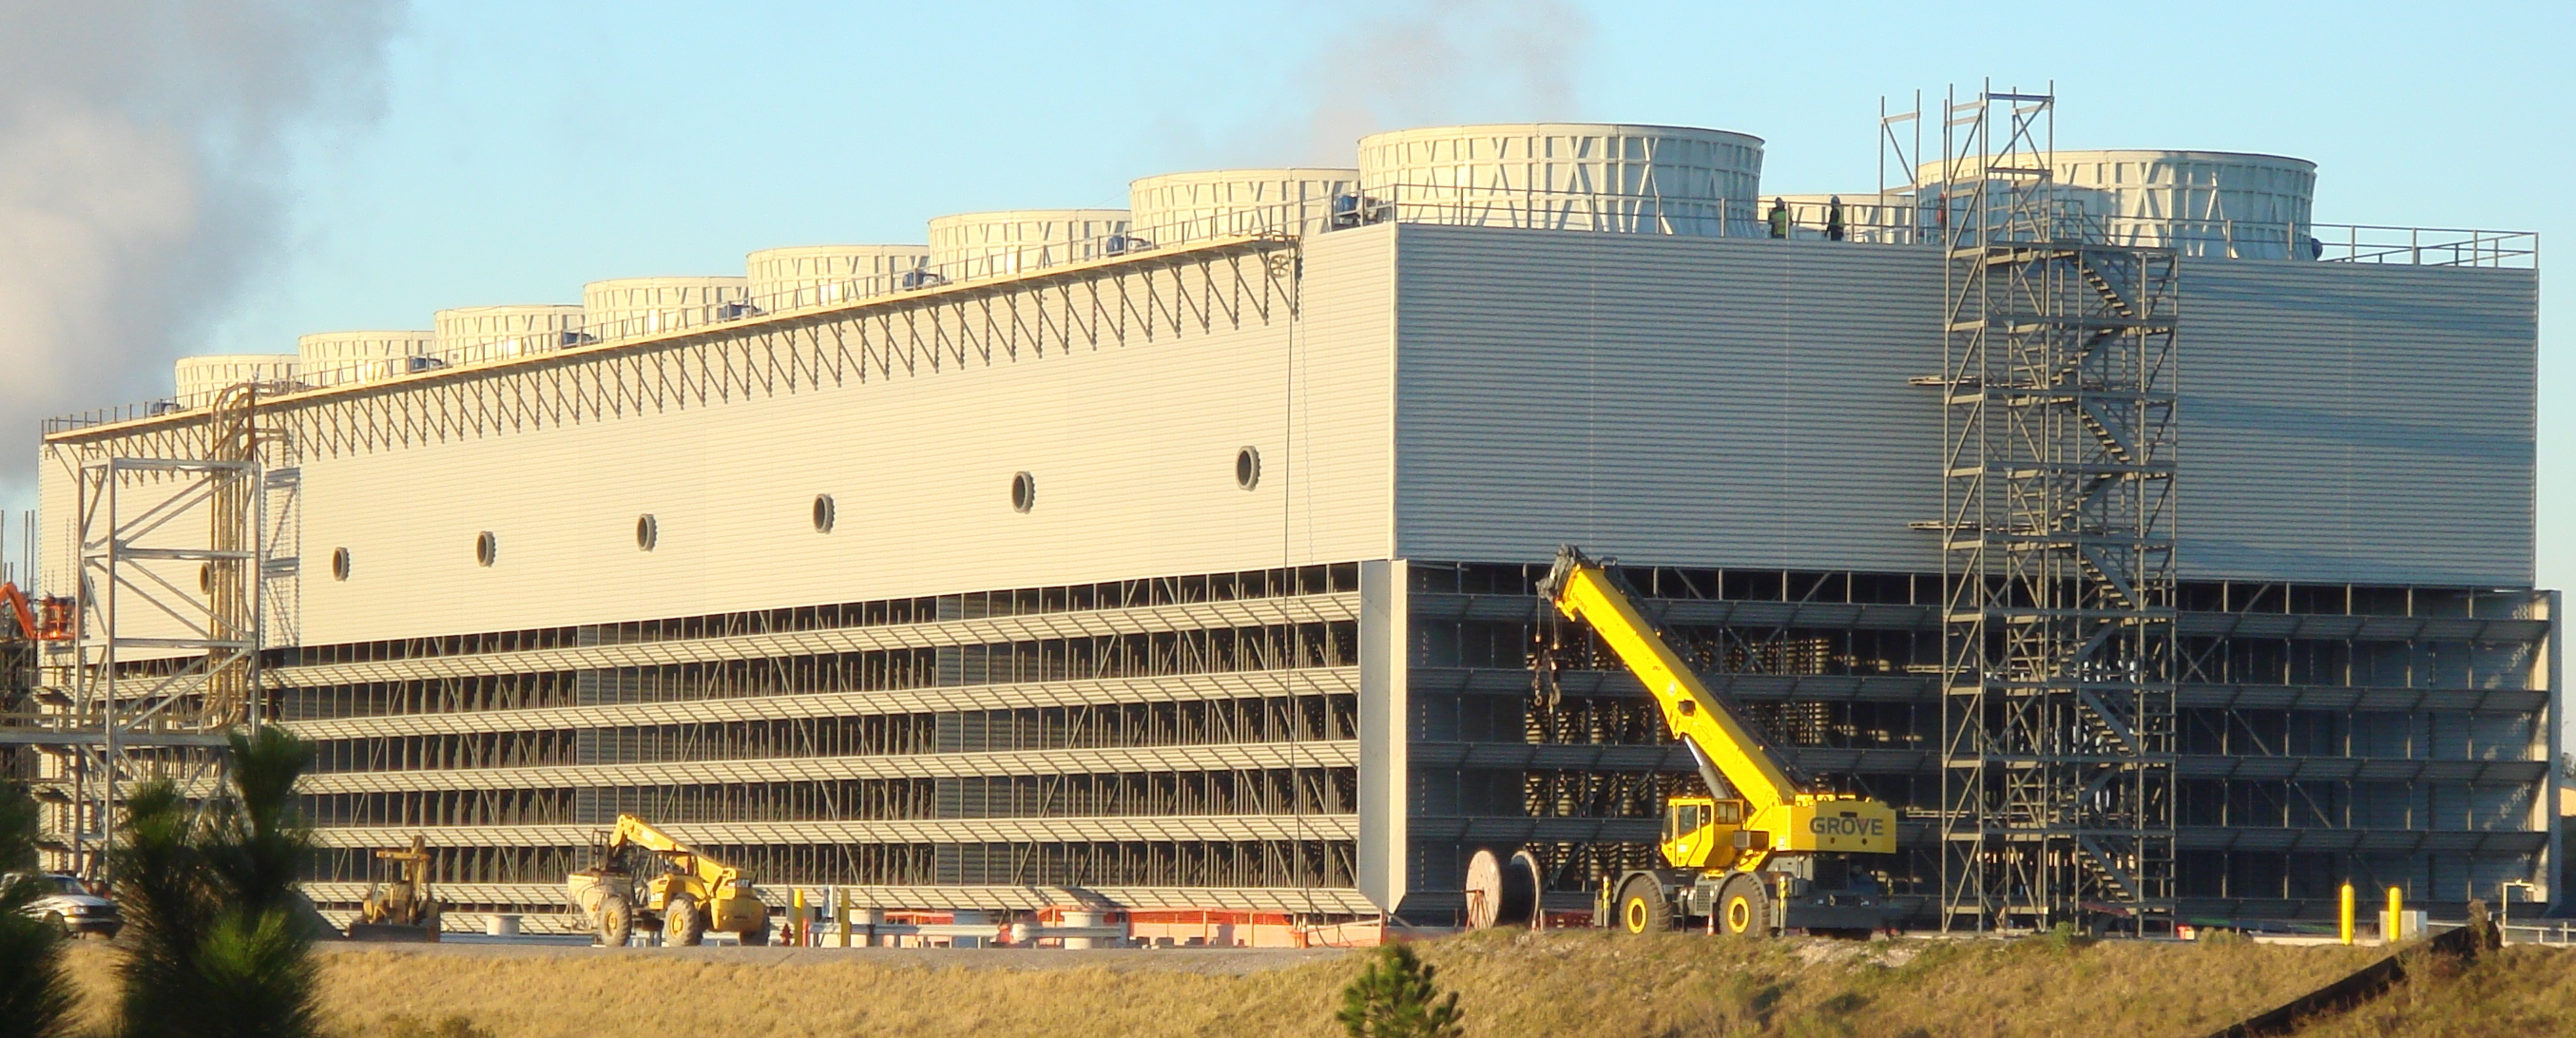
[1825,196,1847,241]
[1766,198,1791,239]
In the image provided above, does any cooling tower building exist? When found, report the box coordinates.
[26,107,2552,940]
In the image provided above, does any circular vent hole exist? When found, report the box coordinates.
[475,531,497,567]
[1236,446,1261,490]
[813,494,836,533]
[636,514,658,551]
[1009,471,1036,513]
[331,548,351,582]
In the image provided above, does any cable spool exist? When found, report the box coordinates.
[1464,847,1542,929]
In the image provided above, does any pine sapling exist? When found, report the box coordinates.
[1336,943,1465,1038]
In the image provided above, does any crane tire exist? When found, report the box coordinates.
[1717,873,1773,937]
[1614,875,1670,935]
[596,893,634,947]
[665,893,707,947]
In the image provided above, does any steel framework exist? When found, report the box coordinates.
[42,385,280,873]
[1928,84,2181,930]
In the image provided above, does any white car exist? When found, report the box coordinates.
[10,874,121,939]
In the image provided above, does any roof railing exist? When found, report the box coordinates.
[46,189,2536,433]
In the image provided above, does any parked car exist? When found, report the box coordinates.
[9,873,121,938]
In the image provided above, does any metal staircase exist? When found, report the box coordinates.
[1925,85,2179,932]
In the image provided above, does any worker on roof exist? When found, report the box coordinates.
[1766,199,1790,239]
[1825,197,1847,241]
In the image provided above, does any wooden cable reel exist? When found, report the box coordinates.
[1464,848,1544,929]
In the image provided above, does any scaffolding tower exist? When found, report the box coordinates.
[35,384,280,875]
[1926,84,2180,931]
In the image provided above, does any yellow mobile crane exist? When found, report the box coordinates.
[567,815,771,947]
[1537,547,1897,937]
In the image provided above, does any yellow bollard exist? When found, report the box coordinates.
[837,887,851,949]
[2339,882,2355,945]
[2386,886,2404,942]
[793,887,808,948]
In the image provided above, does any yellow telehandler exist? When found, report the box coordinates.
[567,815,771,947]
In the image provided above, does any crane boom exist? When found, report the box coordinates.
[1541,546,1894,865]
[1544,549,1799,809]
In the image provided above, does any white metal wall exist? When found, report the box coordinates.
[1389,225,1943,571]
[2180,260,2537,586]
[38,224,2536,646]
[1385,224,2537,586]
[275,229,1394,645]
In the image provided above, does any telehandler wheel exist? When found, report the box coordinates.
[665,893,707,947]
[1615,875,1670,935]
[1717,873,1772,937]
[596,893,634,948]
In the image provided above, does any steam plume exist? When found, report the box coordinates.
[0,0,406,498]
[1298,0,1593,163]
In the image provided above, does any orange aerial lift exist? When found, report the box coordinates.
[0,583,73,645]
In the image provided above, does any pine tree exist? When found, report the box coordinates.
[117,727,322,1038]
[1336,943,1465,1038]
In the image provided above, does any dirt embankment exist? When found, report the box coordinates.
[56,931,2576,1037]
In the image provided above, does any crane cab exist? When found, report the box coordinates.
[1660,795,1747,870]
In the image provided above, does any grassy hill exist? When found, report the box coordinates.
[2292,943,2576,1038]
[55,930,2576,1037]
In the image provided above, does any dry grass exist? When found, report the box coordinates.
[2290,944,2576,1038]
[52,931,2446,1038]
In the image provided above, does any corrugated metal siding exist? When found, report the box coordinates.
[34,226,2536,651]
[43,233,1399,646]
[1390,225,1944,571]
[290,232,1394,644]
[2180,261,2536,586]
[1388,225,2538,586]
[1294,225,1401,563]
[33,447,74,596]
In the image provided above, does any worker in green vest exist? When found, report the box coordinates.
[1767,198,1791,239]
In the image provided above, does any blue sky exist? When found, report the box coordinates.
[76,0,2576,587]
